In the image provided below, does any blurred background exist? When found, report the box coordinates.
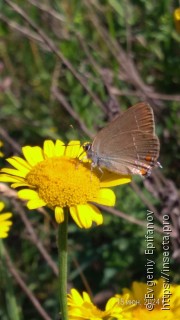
[0,1,180,319]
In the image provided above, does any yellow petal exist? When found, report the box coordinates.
[6,156,31,171]
[0,213,12,222]
[100,172,132,187]
[18,189,40,200]
[0,232,8,238]
[105,297,118,310]
[87,203,103,226]
[18,190,46,208]
[54,140,66,156]
[22,146,44,166]
[1,168,28,178]
[93,188,116,206]
[43,140,56,158]
[0,214,13,238]
[0,221,12,228]
[11,182,33,188]
[0,175,25,183]
[27,199,46,209]
[70,204,103,228]
[69,206,82,228]
[0,202,5,212]
[68,289,84,306]
[82,292,92,303]
[55,206,64,223]
[65,141,81,158]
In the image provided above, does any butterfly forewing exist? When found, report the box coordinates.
[90,102,160,176]
[93,102,155,151]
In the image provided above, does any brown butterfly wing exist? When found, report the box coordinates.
[92,103,160,176]
[96,131,160,176]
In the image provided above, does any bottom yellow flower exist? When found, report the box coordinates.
[116,278,180,320]
[0,202,13,238]
[68,279,180,320]
[67,288,126,320]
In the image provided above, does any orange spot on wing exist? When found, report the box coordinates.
[145,155,153,162]
[140,169,147,176]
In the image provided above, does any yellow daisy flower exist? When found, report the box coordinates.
[0,202,13,238]
[116,278,180,320]
[0,140,4,157]
[67,288,126,320]
[0,140,131,229]
[174,8,180,33]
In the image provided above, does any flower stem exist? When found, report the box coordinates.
[58,208,68,320]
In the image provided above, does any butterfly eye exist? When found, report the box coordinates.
[83,143,91,152]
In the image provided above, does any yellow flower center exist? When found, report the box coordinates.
[26,157,100,208]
